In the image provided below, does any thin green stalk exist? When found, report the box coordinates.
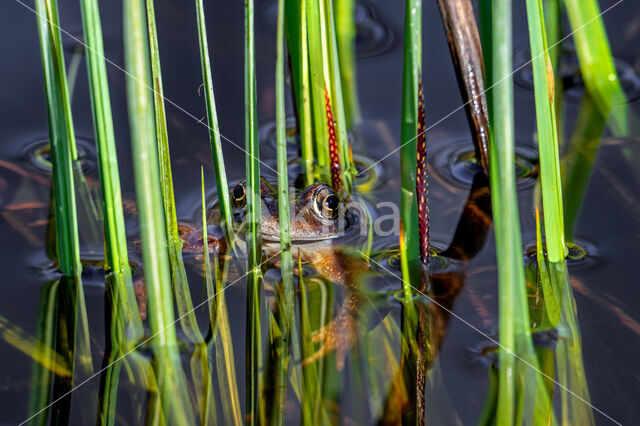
[284,0,314,186]
[325,0,354,193]
[195,0,235,245]
[563,0,628,136]
[34,2,95,423]
[543,0,563,140]
[398,0,425,422]
[306,0,331,179]
[526,0,565,263]
[490,1,517,420]
[269,1,295,422]
[145,4,214,420]
[197,168,217,425]
[244,0,264,423]
[79,1,145,421]
[335,0,359,127]
[34,0,81,277]
[123,0,194,423]
[489,0,553,423]
[145,0,203,343]
[79,0,141,340]
[399,0,421,293]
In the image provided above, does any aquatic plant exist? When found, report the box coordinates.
[12,0,632,423]
[123,0,194,422]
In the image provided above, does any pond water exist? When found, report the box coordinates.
[0,0,639,424]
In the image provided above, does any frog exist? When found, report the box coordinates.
[223,177,369,369]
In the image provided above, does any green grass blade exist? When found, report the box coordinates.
[489,0,555,423]
[79,0,142,342]
[144,6,214,421]
[325,0,354,193]
[145,0,203,344]
[269,1,295,421]
[335,0,359,127]
[306,0,331,180]
[34,0,81,277]
[398,0,428,422]
[123,0,194,423]
[195,0,235,245]
[399,0,421,291]
[525,0,565,263]
[244,0,264,423]
[563,0,628,136]
[490,2,519,420]
[34,3,95,422]
[285,0,314,186]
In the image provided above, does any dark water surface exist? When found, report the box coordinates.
[1,0,639,424]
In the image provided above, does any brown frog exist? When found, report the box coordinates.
[225,178,369,368]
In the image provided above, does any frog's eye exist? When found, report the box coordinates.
[231,183,246,208]
[314,187,339,219]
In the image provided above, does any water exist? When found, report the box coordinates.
[1,0,639,424]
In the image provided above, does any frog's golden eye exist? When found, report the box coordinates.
[231,183,246,208]
[314,187,339,219]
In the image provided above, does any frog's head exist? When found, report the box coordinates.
[229,178,360,243]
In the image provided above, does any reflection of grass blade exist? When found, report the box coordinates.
[244,0,264,423]
[525,0,565,264]
[555,275,595,425]
[195,0,235,245]
[28,281,60,426]
[201,169,242,425]
[561,95,604,241]
[1,313,71,379]
[123,0,194,423]
[197,168,216,425]
[536,208,560,327]
[563,0,628,136]
[298,257,329,425]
